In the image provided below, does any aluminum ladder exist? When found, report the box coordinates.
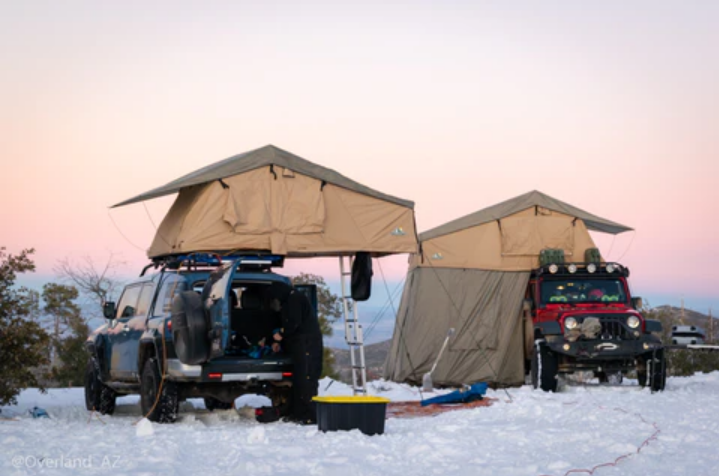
[339,255,367,395]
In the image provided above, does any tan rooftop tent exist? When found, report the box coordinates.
[114,144,419,395]
[383,191,632,387]
[113,145,418,258]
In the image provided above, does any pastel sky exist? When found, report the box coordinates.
[2,0,717,316]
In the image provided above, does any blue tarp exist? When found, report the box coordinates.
[420,383,488,407]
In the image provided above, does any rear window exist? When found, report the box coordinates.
[155,275,189,315]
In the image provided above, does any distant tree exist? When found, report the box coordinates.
[42,283,90,385]
[291,273,342,379]
[0,247,51,405]
[54,253,125,313]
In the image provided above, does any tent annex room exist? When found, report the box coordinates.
[383,190,632,387]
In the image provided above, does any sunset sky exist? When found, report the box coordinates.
[2,1,717,321]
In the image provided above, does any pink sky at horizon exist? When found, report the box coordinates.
[1,1,717,308]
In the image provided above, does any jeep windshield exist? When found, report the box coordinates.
[540,278,627,305]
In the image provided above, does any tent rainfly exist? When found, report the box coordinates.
[113,145,418,258]
[383,190,632,387]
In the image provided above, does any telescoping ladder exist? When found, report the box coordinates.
[339,255,368,395]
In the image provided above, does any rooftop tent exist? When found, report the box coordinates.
[113,145,418,258]
[383,190,631,387]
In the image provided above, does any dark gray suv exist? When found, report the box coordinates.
[84,254,316,423]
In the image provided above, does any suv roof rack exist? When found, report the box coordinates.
[141,252,285,276]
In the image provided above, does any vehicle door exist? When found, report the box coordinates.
[203,263,234,360]
[106,284,141,380]
[294,284,318,320]
[107,282,155,380]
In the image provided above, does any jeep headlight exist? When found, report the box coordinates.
[627,316,640,329]
[565,317,578,330]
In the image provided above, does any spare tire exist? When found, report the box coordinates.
[171,291,211,365]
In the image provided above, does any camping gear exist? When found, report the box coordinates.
[386,397,494,419]
[255,406,281,423]
[584,247,602,263]
[539,248,565,266]
[384,190,632,387]
[30,407,49,419]
[422,327,455,391]
[313,396,390,435]
[112,145,417,258]
[421,382,488,407]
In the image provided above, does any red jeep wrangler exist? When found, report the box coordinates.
[526,261,665,392]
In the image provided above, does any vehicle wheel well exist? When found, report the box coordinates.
[138,341,158,377]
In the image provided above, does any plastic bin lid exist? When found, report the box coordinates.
[313,396,390,404]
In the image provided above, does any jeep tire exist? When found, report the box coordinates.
[531,343,559,392]
[85,359,117,415]
[140,358,179,423]
[646,349,666,392]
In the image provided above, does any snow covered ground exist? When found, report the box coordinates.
[2,374,719,476]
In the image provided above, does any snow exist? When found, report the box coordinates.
[1,374,719,475]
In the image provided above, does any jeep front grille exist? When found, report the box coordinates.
[598,316,634,340]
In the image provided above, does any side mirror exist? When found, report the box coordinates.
[631,297,643,309]
[103,301,116,319]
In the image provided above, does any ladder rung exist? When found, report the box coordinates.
[351,365,365,369]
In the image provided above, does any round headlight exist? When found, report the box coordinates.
[549,264,559,274]
[606,264,616,273]
[565,317,578,330]
[627,316,640,329]
[568,264,577,274]
[587,263,597,273]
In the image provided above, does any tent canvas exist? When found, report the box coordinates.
[112,145,418,258]
[384,191,631,387]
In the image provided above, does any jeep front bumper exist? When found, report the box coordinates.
[545,334,662,361]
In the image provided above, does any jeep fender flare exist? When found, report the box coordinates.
[138,332,163,378]
[534,321,563,339]
[84,335,110,383]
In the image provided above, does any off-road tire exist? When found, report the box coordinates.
[531,343,559,392]
[84,359,117,415]
[140,358,179,423]
[204,397,233,411]
[646,349,666,392]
